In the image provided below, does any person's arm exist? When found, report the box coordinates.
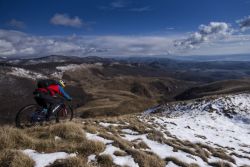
[58,86,72,100]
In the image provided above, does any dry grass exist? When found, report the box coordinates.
[130,149,165,167]
[134,141,150,150]
[113,150,128,156]
[212,151,235,164]
[137,117,214,163]
[196,142,235,163]
[98,132,165,167]
[230,152,250,161]
[84,125,99,134]
[0,114,240,167]
[147,130,165,143]
[25,122,84,140]
[49,122,85,141]
[165,157,199,167]
[99,116,236,167]
[0,149,35,167]
[147,131,203,161]
[122,117,152,134]
[0,123,105,159]
[76,140,105,156]
[48,157,90,167]
[208,161,233,167]
[0,126,34,150]
[97,154,115,167]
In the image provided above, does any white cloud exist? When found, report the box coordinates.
[110,0,128,8]
[19,47,35,54]
[7,19,26,29]
[129,6,152,12]
[0,39,16,56]
[0,24,250,58]
[0,29,177,57]
[0,29,85,56]
[237,16,250,31]
[50,13,83,28]
[174,22,232,49]
[100,0,151,12]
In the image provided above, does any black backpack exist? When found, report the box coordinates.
[37,79,58,88]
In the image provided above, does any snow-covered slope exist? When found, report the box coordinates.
[3,92,250,167]
[7,67,47,80]
[141,93,250,166]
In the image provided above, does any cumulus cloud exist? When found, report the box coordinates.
[7,19,26,29]
[88,36,173,56]
[0,29,87,57]
[50,13,83,28]
[237,16,250,31]
[174,22,232,49]
[1,24,250,58]
[0,39,16,56]
[0,29,175,57]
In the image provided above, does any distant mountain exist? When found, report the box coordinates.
[176,79,250,100]
[2,55,250,124]
[1,55,114,66]
[163,54,250,62]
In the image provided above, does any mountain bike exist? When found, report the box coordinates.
[15,102,73,128]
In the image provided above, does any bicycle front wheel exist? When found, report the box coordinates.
[15,104,42,128]
[56,104,74,123]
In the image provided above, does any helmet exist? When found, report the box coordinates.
[58,79,66,88]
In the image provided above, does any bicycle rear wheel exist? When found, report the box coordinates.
[56,104,73,123]
[15,104,42,128]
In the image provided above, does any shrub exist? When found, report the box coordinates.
[97,154,114,167]
[0,149,35,167]
[48,157,89,167]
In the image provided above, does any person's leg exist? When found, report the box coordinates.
[49,98,63,115]
[34,96,47,109]
[40,95,63,119]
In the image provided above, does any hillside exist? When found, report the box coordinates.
[1,93,249,167]
[175,79,250,100]
[2,55,250,124]
[0,56,193,124]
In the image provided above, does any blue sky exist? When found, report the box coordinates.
[0,0,250,57]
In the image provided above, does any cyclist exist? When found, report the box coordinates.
[33,79,72,120]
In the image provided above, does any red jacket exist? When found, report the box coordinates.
[47,84,61,96]
[37,84,60,96]
[36,84,71,100]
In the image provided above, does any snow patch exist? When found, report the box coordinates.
[121,129,139,135]
[99,122,124,127]
[52,63,103,79]
[166,162,181,167]
[85,132,113,144]
[8,67,47,80]
[122,134,209,166]
[54,136,62,141]
[87,154,96,163]
[100,144,139,167]
[22,149,76,167]
[141,93,250,166]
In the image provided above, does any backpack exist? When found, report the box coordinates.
[37,79,58,88]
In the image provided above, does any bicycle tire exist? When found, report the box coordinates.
[56,104,74,123]
[15,104,42,128]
